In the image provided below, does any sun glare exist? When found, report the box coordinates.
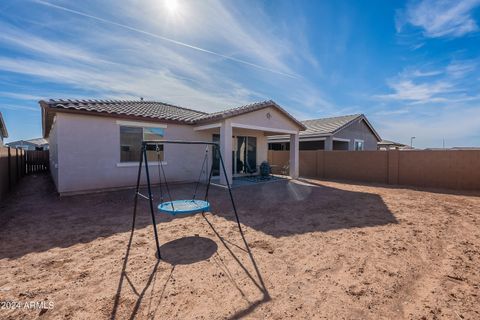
[165,0,179,14]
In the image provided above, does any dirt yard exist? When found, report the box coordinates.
[0,174,479,319]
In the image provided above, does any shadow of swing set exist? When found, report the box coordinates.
[131,140,246,260]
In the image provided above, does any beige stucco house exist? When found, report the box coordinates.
[40,99,305,195]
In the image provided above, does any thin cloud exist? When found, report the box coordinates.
[33,0,300,79]
[0,56,261,111]
[375,106,480,147]
[446,60,477,78]
[375,79,454,103]
[0,104,39,112]
[1,0,328,119]
[397,0,480,38]
[375,59,479,104]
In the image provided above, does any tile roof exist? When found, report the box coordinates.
[6,138,49,147]
[0,111,8,138]
[301,114,362,135]
[268,114,381,141]
[40,99,306,137]
[42,99,207,123]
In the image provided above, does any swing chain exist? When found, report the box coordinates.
[192,146,209,200]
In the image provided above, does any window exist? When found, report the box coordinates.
[120,126,164,162]
[354,139,364,151]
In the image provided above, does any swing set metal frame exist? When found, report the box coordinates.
[131,140,243,260]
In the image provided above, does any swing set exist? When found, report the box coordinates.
[131,140,244,260]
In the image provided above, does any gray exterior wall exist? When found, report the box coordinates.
[269,117,378,151]
[328,119,378,151]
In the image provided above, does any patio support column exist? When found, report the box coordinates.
[220,120,232,185]
[289,133,299,179]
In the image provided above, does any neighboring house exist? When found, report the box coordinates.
[7,138,49,150]
[377,139,410,150]
[0,112,8,146]
[40,99,306,195]
[268,114,381,151]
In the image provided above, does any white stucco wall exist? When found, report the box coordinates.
[52,106,301,194]
[54,113,211,194]
[228,106,300,134]
[49,117,59,190]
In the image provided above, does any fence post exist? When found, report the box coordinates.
[316,150,325,178]
[23,150,26,176]
[7,147,11,191]
[15,148,19,182]
[387,150,399,185]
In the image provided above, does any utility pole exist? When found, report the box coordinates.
[410,136,416,148]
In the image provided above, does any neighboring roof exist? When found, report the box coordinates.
[7,138,48,147]
[269,114,382,142]
[450,147,480,150]
[0,111,8,138]
[425,147,480,150]
[378,139,407,147]
[301,114,362,136]
[40,99,306,137]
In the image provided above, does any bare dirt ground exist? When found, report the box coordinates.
[0,174,479,320]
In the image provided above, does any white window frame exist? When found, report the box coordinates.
[332,137,350,142]
[354,139,364,151]
[116,121,167,167]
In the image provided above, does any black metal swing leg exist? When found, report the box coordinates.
[144,146,162,259]
[132,145,162,259]
[216,146,244,237]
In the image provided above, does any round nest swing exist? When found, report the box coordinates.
[158,199,210,215]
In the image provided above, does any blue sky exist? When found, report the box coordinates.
[0,0,479,148]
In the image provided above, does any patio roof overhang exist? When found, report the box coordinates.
[193,122,299,136]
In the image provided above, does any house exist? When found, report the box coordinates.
[40,99,306,195]
[7,138,49,150]
[268,114,381,151]
[0,112,7,146]
[377,139,410,150]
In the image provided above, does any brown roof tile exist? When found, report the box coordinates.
[43,99,206,123]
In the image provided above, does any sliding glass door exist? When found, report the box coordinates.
[212,134,257,176]
[235,136,257,174]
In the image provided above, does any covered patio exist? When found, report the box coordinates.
[193,102,306,185]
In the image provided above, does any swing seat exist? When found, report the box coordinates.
[158,200,210,215]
